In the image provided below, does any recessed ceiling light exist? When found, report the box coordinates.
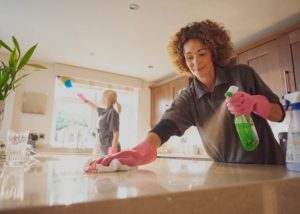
[129,3,139,10]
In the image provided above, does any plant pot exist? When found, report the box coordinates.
[0,100,5,131]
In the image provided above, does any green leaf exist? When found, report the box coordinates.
[12,36,21,59]
[17,44,37,71]
[0,37,44,101]
[3,86,14,100]
[0,40,13,52]
[9,48,18,68]
[27,63,46,69]
[0,66,14,99]
[2,84,11,100]
[0,70,10,86]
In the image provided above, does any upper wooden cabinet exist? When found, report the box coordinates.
[151,83,172,128]
[238,40,287,99]
[150,76,189,127]
[277,28,300,91]
[237,24,300,99]
[169,76,189,100]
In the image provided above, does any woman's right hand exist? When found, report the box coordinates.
[85,141,157,172]
[77,92,88,103]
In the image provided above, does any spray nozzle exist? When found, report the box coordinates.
[283,92,300,111]
[226,92,233,97]
[225,85,239,98]
[283,98,290,111]
[57,76,73,88]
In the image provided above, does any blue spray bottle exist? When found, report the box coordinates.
[283,91,300,171]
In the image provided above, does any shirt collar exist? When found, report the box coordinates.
[193,66,230,99]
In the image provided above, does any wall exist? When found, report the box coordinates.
[11,63,55,147]
[137,81,151,141]
[0,54,151,150]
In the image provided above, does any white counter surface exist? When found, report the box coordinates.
[1,154,300,214]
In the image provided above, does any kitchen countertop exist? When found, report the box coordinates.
[1,155,300,214]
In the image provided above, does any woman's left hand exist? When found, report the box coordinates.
[108,146,118,155]
[226,91,271,119]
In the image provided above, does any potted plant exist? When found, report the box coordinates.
[0,36,46,129]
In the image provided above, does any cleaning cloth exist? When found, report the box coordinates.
[84,158,137,173]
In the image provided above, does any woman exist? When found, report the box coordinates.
[86,20,285,171]
[78,90,121,155]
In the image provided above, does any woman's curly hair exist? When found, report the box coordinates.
[168,20,234,77]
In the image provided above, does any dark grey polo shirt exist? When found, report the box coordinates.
[97,106,119,147]
[151,64,285,164]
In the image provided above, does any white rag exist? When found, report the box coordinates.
[84,158,137,173]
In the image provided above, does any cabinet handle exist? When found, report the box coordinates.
[283,70,291,94]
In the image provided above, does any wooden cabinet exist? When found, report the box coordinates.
[237,24,300,99]
[151,83,172,128]
[151,76,188,127]
[277,28,300,91]
[169,76,189,100]
[238,40,285,98]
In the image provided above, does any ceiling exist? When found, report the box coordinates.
[1,0,300,82]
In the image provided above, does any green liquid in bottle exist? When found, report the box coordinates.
[235,117,259,151]
[225,88,259,152]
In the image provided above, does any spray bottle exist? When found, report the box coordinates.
[283,91,300,171]
[225,86,259,151]
[57,76,73,88]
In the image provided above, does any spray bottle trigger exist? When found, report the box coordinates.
[284,100,290,111]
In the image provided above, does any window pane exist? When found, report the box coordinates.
[52,78,138,151]
[54,101,95,148]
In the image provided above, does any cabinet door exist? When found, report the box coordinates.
[151,83,172,127]
[278,28,300,91]
[169,77,189,99]
[150,77,189,127]
[238,40,286,100]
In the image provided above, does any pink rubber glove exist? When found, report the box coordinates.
[77,92,88,103]
[87,141,157,171]
[226,91,271,119]
[108,146,118,155]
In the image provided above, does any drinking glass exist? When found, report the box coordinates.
[0,165,24,200]
[5,130,29,165]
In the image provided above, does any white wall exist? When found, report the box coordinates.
[137,81,151,141]
[0,54,151,148]
[11,63,55,146]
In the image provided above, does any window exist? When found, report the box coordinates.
[52,78,138,151]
